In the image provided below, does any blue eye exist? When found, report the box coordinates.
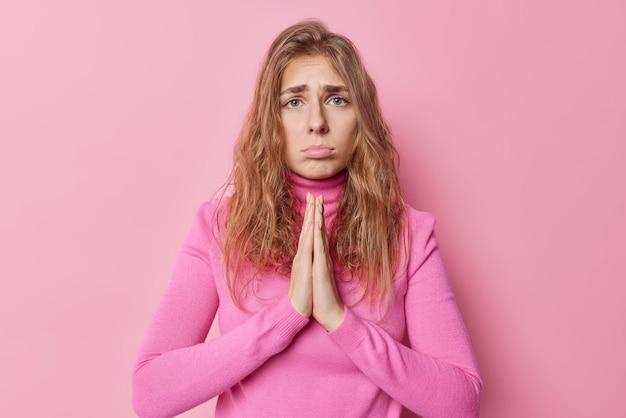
[285,99,302,108]
[330,97,348,106]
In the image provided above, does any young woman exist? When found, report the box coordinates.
[132,20,481,418]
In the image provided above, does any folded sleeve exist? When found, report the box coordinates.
[131,201,309,418]
[329,210,482,418]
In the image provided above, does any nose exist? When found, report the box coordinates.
[308,102,328,134]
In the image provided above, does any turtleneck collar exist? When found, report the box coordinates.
[288,169,347,226]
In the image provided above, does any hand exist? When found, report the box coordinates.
[288,193,314,318]
[311,195,345,331]
[288,194,345,331]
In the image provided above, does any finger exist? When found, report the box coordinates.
[292,193,314,283]
[296,193,309,248]
[289,193,315,318]
[297,193,315,251]
[312,195,345,330]
[315,195,330,253]
[303,193,315,252]
[313,195,332,273]
[314,194,324,231]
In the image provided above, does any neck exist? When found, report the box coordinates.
[289,170,347,230]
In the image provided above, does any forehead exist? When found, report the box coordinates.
[280,55,346,89]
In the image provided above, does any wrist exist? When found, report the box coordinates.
[322,305,345,332]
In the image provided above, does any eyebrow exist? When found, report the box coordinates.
[323,85,349,94]
[279,84,349,96]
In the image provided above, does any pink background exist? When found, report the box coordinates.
[1,1,625,417]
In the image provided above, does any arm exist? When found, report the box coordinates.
[328,212,482,418]
[131,201,309,418]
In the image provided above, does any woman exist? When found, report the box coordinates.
[132,20,481,418]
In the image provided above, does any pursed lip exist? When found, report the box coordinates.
[302,144,333,159]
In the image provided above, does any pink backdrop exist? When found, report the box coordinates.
[1,1,625,417]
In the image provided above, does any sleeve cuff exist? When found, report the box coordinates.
[268,295,311,342]
[328,306,368,353]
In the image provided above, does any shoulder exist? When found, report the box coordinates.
[191,197,231,236]
[196,196,231,219]
[402,205,439,276]
[404,205,436,241]
[196,197,229,217]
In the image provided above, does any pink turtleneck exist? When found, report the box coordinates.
[132,170,481,418]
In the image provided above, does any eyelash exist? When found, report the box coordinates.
[285,99,302,108]
[283,96,350,108]
[329,96,349,106]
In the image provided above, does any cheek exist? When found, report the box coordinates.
[281,116,301,141]
[342,117,358,145]
[345,122,358,160]
[280,117,294,142]
[282,133,299,164]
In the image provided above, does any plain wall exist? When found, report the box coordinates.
[1,1,624,417]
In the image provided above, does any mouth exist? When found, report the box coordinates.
[302,144,333,159]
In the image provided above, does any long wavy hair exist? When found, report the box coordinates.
[220,19,405,307]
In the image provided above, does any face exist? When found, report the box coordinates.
[279,55,357,180]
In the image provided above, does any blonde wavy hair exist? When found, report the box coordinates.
[221,19,405,307]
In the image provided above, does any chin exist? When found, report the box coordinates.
[301,168,339,180]
[289,160,347,180]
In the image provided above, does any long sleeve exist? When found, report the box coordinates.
[328,210,482,417]
[131,201,310,418]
